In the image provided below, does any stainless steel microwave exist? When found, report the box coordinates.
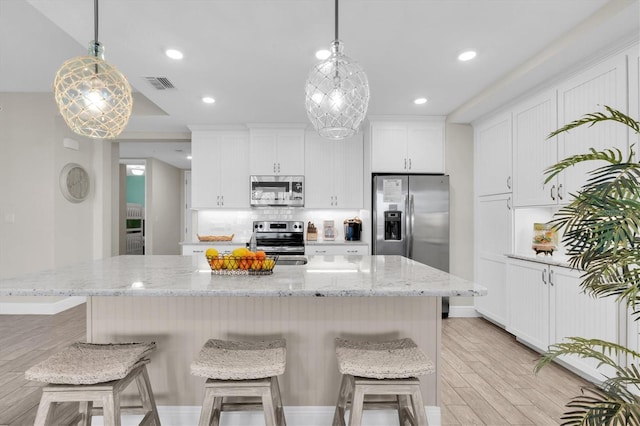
[250,175,304,207]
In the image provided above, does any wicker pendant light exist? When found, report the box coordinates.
[53,0,132,139]
[304,0,370,140]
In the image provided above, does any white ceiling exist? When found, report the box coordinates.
[1,0,639,170]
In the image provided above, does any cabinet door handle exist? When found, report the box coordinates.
[216,195,220,206]
[549,269,554,286]
[278,163,281,173]
[507,176,512,190]
[542,268,547,284]
[557,184,563,200]
[220,195,224,206]
[506,197,511,210]
[408,158,412,170]
[316,250,326,254]
[404,158,407,170]
[550,185,557,201]
[334,195,338,206]
[346,250,358,254]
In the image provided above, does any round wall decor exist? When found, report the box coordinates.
[60,163,91,203]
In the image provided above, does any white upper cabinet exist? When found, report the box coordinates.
[191,129,250,209]
[371,121,445,173]
[249,128,305,175]
[557,55,628,199]
[512,90,559,207]
[474,112,512,196]
[305,131,363,209]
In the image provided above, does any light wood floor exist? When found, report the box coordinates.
[0,305,590,425]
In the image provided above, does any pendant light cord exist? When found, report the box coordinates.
[334,0,339,40]
[94,0,99,48]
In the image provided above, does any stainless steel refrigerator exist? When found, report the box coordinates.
[372,174,450,316]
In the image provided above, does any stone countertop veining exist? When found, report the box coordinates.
[0,255,486,298]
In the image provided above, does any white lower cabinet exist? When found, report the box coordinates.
[507,258,619,381]
[306,244,369,255]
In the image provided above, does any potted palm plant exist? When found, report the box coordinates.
[534,106,640,424]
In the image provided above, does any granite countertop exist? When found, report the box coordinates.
[0,255,486,298]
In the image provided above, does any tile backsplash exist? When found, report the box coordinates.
[194,208,368,243]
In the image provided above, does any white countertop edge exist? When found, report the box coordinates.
[507,253,576,269]
[1,288,486,297]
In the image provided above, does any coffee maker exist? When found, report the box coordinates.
[344,217,362,241]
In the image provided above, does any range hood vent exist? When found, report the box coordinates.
[144,76,176,90]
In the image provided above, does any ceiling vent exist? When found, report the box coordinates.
[144,76,176,90]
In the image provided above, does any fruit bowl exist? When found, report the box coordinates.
[206,254,278,275]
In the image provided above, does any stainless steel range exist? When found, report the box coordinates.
[252,221,305,255]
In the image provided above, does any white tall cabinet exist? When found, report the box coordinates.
[304,131,363,209]
[190,129,250,209]
[473,113,513,325]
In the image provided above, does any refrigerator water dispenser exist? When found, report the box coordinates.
[384,211,402,240]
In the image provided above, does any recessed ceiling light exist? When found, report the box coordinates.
[315,49,331,60]
[458,50,477,62]
[165,49,184,60]
[414,97,427,105]
[202,97,215,104]
[187,155,192,160]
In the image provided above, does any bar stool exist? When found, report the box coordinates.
[191,338,287,426]
[25,341,160,426]
[332,337,435,426]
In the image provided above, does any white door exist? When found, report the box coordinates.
[507,260,550,352]
[474,193,513,325]
[371,123,407,172]
[557,55,628,200]
[512,90,559,207]
[274,129,305,175]
[333,133,364,209]
[304,133,336,208]
[474,112,512,196]
[550,266,619,381]
[406,122,444,173]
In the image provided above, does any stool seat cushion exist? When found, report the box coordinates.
[191,338,286,380]
[25,342,156,385]
[335,337,434,379]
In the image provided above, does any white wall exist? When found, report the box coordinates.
[146,158,182,255]
[0,93,113,307]
[445,123,474,307]
[0,93,100,278]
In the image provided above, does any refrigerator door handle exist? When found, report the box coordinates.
[408,194,415,258]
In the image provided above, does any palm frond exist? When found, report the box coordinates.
[548,105,640,139]
[544,147,624,183]
[535,338,640,373]
[560,386,640,426]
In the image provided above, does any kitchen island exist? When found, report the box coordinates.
[0,255,486,424]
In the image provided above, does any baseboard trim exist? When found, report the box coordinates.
[448,305,480,318]
[90,405,441,426]
[0,296,86,315]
